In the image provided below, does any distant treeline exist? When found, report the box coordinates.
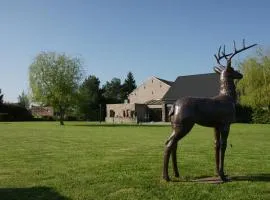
[0,71,137,122]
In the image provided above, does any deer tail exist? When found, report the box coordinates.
[168,104,175,117]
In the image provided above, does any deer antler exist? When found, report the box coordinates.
[214,46,232,69]
[214,39,257,68]
[227,39,257,62]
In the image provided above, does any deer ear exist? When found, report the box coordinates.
[213,66,221,74]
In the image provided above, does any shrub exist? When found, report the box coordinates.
[252,108,270,124]
[0,103,33,121]
[235,104,253,123]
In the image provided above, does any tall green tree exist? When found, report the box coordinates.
[29,52,83,125]
[0,89,3,104]
[102,78,122,103]
[121,72,136,101]
[237,49,270,109]
[77,75,101,120]
[18,91,30,109]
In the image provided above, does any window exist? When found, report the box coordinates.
[126,110,129,117]
[109,110,115,117]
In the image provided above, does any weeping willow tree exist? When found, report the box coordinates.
[237,48,270,123]
[29,52,83,125]
[237,49,270,109]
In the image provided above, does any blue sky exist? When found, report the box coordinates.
[0,0,269,102]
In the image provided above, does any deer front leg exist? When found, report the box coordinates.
[219,125,230,182]
[214,127,220,176]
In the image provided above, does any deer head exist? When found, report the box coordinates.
[213,39,257,80]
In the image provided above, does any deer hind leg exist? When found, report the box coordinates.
[163,130,175,181]
[214,127,220,176]
[219,124,230,182]
[171,142,179,177]
[163,121,194,181]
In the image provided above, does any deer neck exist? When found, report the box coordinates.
[219,75,237,102]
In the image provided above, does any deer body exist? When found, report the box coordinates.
[171,96,235,127]
[162,40,256,182]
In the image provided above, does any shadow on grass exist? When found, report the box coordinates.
[230,173,270,182]
[171,173,270,184]
[71,123,170,128]
[0,187,70,200]
[0,122,11,124]
[170,176,223,184]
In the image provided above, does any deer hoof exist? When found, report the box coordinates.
[163,176,171,182]
[220,174,229,182]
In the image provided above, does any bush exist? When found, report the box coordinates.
[0,103,33,121]
[235,104,253,123]
[252,108,270,124]
[235,104,270,124]
[65,115,78,121]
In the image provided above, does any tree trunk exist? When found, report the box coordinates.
[59,107,65,125]
[60,118,64,125]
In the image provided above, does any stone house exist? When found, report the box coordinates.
[106,73,220,123]
[30,106,54,117]
[106,76,173,123]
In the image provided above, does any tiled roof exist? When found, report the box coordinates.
[155,77,174,86]
[163,73,220,102]
[145,99,163,105]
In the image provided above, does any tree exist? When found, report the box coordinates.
[121,72,136,100]
[29,52,83,125]
[102,78,122,103]
[77,75,101,120]
[0,89,3,104]
[237,49,270,109]
[18,91,30,109]
[102,72,136,103]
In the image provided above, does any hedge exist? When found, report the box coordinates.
[0,103,33,121]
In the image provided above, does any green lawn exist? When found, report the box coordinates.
[0,122,269,200]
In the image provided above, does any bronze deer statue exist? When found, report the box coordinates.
[163,40,257,182]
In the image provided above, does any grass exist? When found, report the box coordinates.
[0,122,269,200]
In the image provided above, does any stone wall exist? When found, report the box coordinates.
[106,103,148,123]
[128,77,171,104]
[105,117,137,123]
